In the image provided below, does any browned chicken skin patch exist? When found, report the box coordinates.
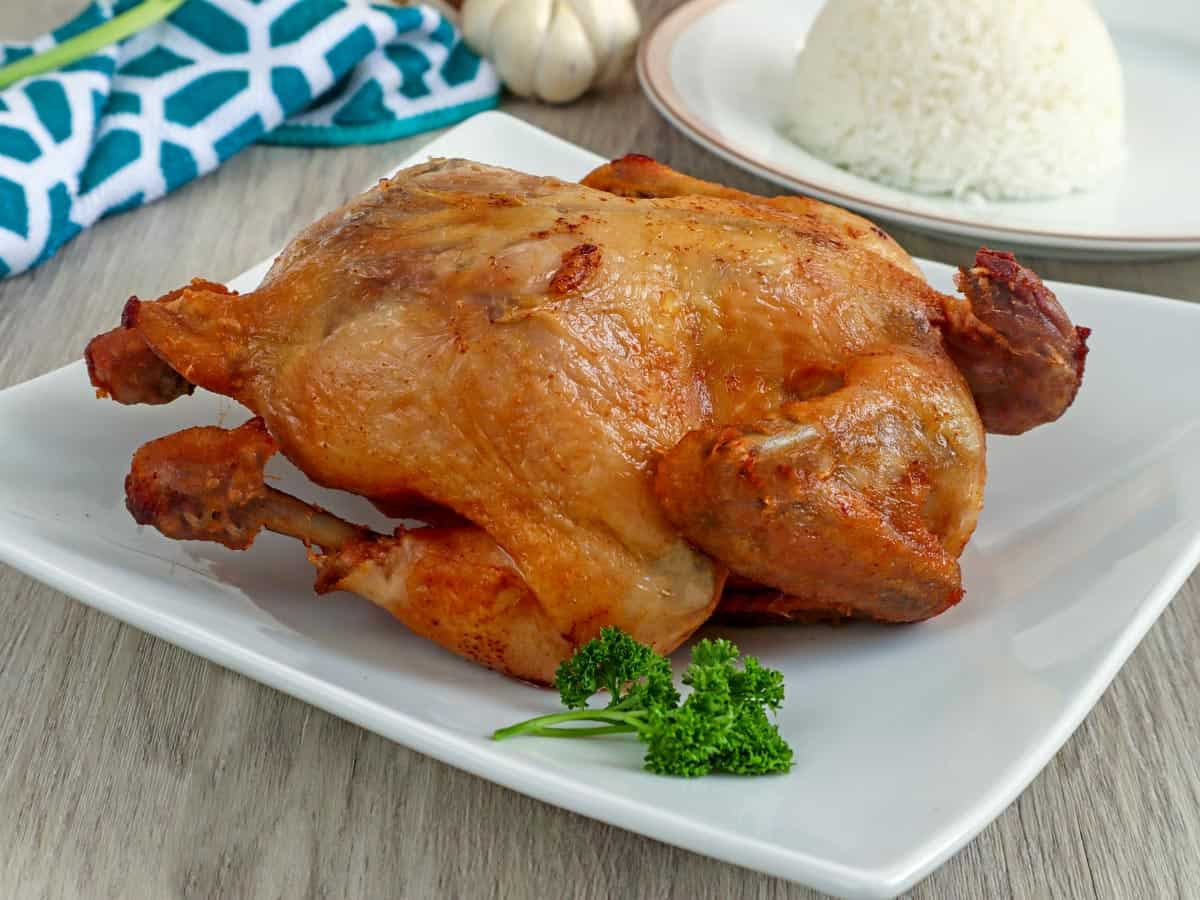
[89,156,1089,678]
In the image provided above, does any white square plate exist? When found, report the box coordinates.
[2,113,1199,899]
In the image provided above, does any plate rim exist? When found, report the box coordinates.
[3,109,1200,899]
[638,0,1200,252]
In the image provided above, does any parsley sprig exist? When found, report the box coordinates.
[493,627,794,777]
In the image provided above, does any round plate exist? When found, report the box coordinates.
[639,0,1200,257]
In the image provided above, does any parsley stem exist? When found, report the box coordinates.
[0,0,187,91]
[492,709,646,741]
[522,724,636,738]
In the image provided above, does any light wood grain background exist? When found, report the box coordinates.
[2,2,1198,898]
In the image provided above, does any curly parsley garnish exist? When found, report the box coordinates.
[492,627,793,777]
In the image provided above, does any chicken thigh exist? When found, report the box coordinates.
[86,158,1088,681]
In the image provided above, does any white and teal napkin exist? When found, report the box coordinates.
[0,0,500,279]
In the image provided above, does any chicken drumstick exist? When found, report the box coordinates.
[127,418,574,683]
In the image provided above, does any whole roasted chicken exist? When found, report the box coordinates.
[86,156,1089,684]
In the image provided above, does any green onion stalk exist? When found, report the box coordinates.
[0,0,187,91]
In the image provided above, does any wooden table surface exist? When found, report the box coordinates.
[2,2,1198,897]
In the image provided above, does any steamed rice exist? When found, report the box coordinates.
[786,0,1125,201]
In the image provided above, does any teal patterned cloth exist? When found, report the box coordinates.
[0,0,500,279]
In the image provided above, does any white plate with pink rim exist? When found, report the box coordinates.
[1,112,1199,899]
[639,0,1200,258]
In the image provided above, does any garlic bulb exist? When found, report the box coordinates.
[462,0,641,104]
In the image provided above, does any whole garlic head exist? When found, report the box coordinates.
[462,0,641,104]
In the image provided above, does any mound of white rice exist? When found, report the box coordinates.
[786,0,1125,201]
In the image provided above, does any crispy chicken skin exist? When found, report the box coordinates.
[581,153,924,278]
[88,157,1089,679]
